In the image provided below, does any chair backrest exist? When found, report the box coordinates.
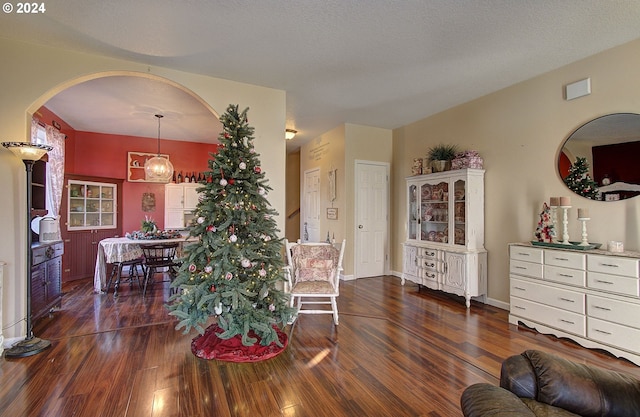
[286,240,345,286]
[141,242,179,267]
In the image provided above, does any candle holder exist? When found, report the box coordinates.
[560,205,571,245]
[578,216,590,246]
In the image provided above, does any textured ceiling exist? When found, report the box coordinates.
[2,1,640,150]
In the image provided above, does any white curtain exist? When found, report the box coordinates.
[44,125,65,220]
[31,119,65,220]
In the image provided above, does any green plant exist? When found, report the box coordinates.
[426,143,459,162]
[141,216,157,233]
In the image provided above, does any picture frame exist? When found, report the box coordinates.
[327,208,338,220]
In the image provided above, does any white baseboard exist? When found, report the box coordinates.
[484,297,509,311]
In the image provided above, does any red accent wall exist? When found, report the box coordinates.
[592,141,640,185]
[68,131,217,232]
[38,105,218,234]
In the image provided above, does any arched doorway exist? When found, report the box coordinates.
[29,72,221,283]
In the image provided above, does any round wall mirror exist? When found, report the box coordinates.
[558,113,640,201]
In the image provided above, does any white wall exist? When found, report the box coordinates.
[0,38,286,340]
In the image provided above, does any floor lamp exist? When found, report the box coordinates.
[2,141,53,358]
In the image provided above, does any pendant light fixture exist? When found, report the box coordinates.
[144,114,174,183]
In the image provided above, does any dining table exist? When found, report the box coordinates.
[93,236,195,293]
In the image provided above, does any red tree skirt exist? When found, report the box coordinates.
[191,323,288,362]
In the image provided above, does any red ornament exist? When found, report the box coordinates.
[206,225,215,232]
[229,178,235,185]
[210,285,216,292]
[254,166,261,174]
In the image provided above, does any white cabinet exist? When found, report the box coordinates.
[164,183,201,229]
[403,169,487,307]
[509,242,640,365]
[67,180,117,230]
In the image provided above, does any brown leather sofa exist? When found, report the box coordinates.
[460,350,640,417]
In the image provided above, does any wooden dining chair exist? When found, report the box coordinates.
[141,242,181,297]
[105,257,144,296]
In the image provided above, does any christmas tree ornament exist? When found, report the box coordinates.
[239,161,246,170]
[241,258,251,268]
[229,234,238,242]
[220,178,228,186]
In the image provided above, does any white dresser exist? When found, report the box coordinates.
[509,242,640,365]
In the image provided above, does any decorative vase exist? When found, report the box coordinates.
[431,160,449,172]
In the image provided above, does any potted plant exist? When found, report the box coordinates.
[427,143,458,172]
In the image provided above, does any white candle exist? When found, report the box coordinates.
[560,196,571,207]
[577,208,589,219]
[549,197,560,207]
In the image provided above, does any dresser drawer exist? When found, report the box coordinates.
[510,259,543,279]
[588,317,640,354]
[587,271,639,297]
[587,295,640,329]
[510,246,543,263]
[544,265,585,287]
[510,297,585,336]
[421,268,438,285]
[588,254,639,278]
[545,250,586,270]
[420,248,438,258]
[420,257,438,271]
[511,278,584,314]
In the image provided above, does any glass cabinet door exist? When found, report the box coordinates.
[68,180,117,230]
[408,184,418,240]
[453,179,466,245]
[421,180,448,243]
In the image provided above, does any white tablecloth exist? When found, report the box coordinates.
[94,236,194,293]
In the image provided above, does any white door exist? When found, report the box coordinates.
[302,168,321,242]
[355,161,388,278]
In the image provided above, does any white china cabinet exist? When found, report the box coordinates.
[402,168,487,307]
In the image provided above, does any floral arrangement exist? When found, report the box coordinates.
[141,216,157,233]
[126,229,183,240]
[128,217,182,240]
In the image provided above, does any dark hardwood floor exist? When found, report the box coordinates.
[2,275,639,417]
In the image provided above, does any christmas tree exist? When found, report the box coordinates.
[563,157,599,199]
[534,202,555,243]
[167,104,295,348]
